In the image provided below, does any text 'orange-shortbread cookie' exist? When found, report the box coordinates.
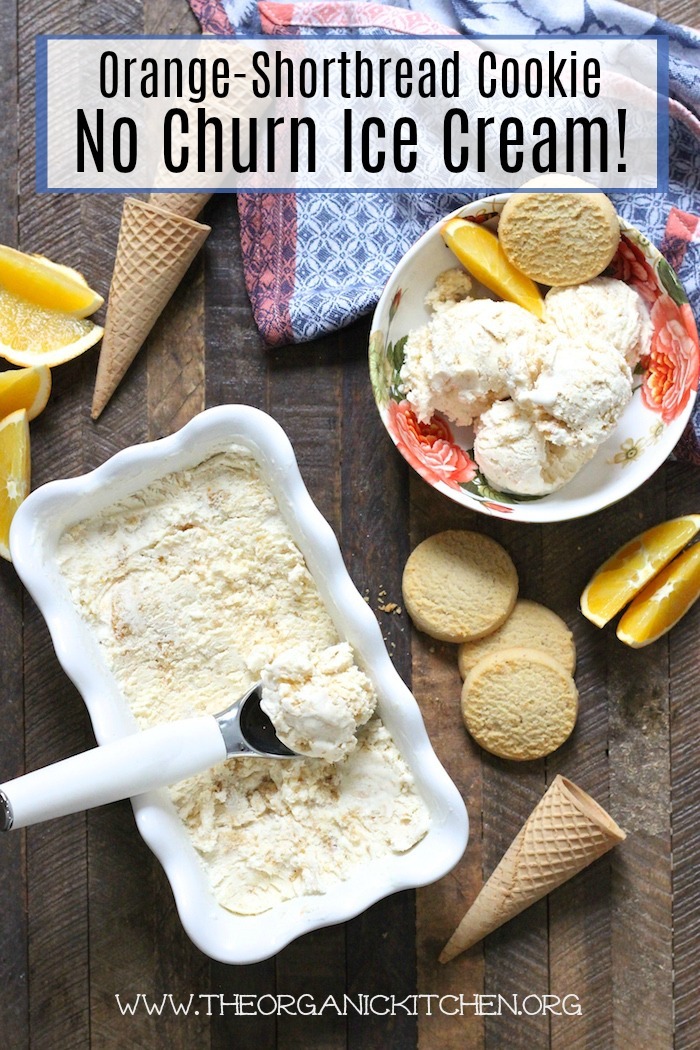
[457,599,576,678]
[402,530,518,643]
[498,175,620,288]
[461,647,578,761]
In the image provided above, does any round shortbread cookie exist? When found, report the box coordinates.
[498,175,620,287]
[457,599,576,679]
[402,530,518,643]
[461,647,578,761]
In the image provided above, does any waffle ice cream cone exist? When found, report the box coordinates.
[440,776,625,963]
[148,192,212,220]
[92,197,211,419]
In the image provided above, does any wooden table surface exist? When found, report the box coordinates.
[1,1,699,1047]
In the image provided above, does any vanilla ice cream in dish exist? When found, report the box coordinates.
[56,446,429,916]
[10,407,467,962]
[544,277,652,369]
[259,642,376,761]
[473,398,595,497]
[399,295,541,430]
[399,272,652,496]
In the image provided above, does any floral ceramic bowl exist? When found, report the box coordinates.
[369,194,699,523]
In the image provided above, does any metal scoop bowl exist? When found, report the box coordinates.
[0,684,298,832]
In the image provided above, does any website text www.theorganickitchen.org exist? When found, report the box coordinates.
[114,992,583,1019]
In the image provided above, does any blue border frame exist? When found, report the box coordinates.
[35,36,49,194]
[36,32,670,195]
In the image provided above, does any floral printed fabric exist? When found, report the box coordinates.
[189,0,700,461]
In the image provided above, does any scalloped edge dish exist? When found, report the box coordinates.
[370,193,699,523]
[9,405,468,964]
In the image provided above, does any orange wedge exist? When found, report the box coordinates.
[0,408,30,561]
[441,217,544,319]
[617,542,700,647]
[580,515,700,627]
[0,366,51,421]
[0,288,103,368]
[0,245,103,317]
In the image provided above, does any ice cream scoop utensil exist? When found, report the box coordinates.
[0,684,297,831]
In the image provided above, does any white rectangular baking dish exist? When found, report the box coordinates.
[9,405,468,963]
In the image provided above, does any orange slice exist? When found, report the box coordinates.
[0,288,103,368]
[0,408,30,561]
[0,245,103,317]
[0,365,51,421]
[441,217,545,319]
[580,515,700,627]
[617,542,700,647]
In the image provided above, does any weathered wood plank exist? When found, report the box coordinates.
[666,461,700,1050]
[204,194,277,1050]
[87,803,160,1050]
[78,187,190,1050]
[80,190,150,462]
[66,0,192,1038]
[276,927,347,1050]
[144,0,206,444]
[267,322,347,1050]
[146,0,199,33]
[340,326,419,1050]
[0,571,28,1050]
[659,72,700,1041]
[114,6,213,1030]
[23,612,92,1050]
[151,865,212,1049]
[207,960,277,1050]
[68,7,211,1045]
[266,337,344,525]
[545,513,618,1050]
[480,760,549,1050]
[146,255,206,440]
[17,0,94,1044]
[0,2,18,246]
[406,478,484,1050]
[604,474,674,1050]
[470,519,549,1050]
[0,1,29,1046]
[626,0,658,14]
[658,0,699,29]
[414,638,484,1050]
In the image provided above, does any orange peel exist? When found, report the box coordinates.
[580,515,700,628]
[0,407,30,561]
[0,245,103,317]
[0,365,51,422]
[616,542,700,647]
[441,217,544,319]
[0,288,103,368]
[0,245,103,368]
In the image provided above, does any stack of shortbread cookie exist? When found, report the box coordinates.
[402,530,578,761]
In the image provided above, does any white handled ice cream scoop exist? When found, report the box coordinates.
[0,684,297,832]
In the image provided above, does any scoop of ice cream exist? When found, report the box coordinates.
[544,277,652,368]
[399,298,540,428]
[260,642,377,762]
[474,399,595,496]
[424,267,473,313]
[515,330,633,448]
